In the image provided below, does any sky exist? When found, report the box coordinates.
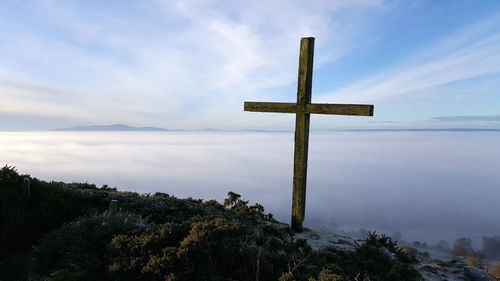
[1,0,500,131]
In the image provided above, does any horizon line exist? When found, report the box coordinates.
[1,128,500,133]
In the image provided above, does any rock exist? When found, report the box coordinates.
[464,265,496,281]
[454,256,467,265]
[414,262,468,281]
[293,228,360,252]
[414,257,497,281]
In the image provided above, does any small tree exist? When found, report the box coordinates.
[451,237,474,257]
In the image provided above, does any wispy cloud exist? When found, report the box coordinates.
[0,0,387,128]
[319,11,500,103]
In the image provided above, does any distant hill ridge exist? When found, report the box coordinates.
[55,124,171,131]
[54,124,500,132]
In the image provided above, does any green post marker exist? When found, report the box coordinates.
[108,199,118,218]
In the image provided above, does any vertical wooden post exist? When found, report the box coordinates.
[108,200,118,218]
[24,177,31,211]
[291,37,314,232]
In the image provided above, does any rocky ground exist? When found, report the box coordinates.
[294,229,497,281]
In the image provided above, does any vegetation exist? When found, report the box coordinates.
[451,237,475,257]
[465,253,486,268]
[0,166,421,280]
[488,261,500,279]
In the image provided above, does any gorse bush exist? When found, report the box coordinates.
[30,198,297,280]
[107,215,282,280]
[345,231,419,280]
[1,166,421,281]
[31,212,146,281]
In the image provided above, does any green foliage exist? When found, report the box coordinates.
[308,269,343,281]
[279,272,296,281]
[108,222,191,280]
[343,231,420,280]
[280,231,420,281]
[31,212,144,281]
[109,215,253,280]
[223,191,275,221]
[31,202,292,280]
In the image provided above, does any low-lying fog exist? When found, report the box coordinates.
[1,131,499,247]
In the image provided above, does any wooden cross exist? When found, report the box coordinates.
[244,37,374,232]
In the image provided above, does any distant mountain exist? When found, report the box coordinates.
[55,124,171,131]
[195,128,291,133]
[194,128,224,132]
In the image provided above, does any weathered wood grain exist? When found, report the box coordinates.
[306,104,374,116]
[244,102,374,116]
[244,102,296,113]
[291,37,314,232]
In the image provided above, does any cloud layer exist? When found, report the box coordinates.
[2,131,499,244]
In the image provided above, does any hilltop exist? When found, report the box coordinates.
[0,166,496,281]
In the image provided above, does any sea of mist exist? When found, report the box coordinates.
[1,131,499,247]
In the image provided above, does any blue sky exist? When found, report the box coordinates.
[0,0,499,130]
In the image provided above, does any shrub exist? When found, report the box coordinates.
[451,237,474,257]
[308,269,343,281]
[30,212,145,280]
[465,253,486,269]
[108,221,192,280]
[345,231,419,280]
[107,213,296,281]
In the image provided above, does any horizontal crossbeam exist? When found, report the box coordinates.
[244,102,374,116]
[244,102,296,113]
[306,103,374,116]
